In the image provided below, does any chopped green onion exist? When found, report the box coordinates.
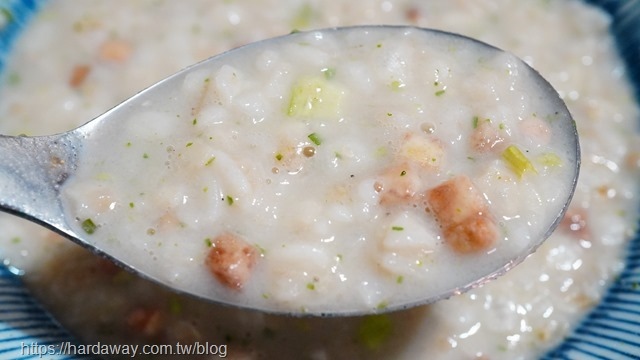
[502,145,537,178]
[538,152,562,167]
[306,283,316,290]
[226,195,234,205]
[308,132,322,145]
[396,275,404,284]
[473,116,479,128]
[391,226,404,231]
[435,89,446,96]
[81,219,97,234]
[204,156,216,166]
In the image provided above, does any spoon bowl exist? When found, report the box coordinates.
[0,26,580,316]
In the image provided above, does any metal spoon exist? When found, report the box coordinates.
[0,26,580,316]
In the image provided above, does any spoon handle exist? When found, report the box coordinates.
[0,133,79,236]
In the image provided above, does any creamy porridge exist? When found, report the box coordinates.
[0,0,638,359]
[59,26,578,314]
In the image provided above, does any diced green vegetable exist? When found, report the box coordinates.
[81,218,97,234]
[287,76,343,118]
[391,226,404,231]
[357,315,393,349]
[538,152,562,167]
[307,132,322,145]
[502,145,537,178]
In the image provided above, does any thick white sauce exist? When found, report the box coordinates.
[0,0,638,359]
[59,27,577,313]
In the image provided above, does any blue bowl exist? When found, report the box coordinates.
[0,1,639,359]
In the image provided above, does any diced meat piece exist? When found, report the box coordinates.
[559,208,589,240]
[69,64,91,88]
[426,175,498,253]
[126,307,164,338]
[470,120,505,153]
[519,116,551,145]
[205,232,258,289]
[99,38,132,62]
[374,163,420,206]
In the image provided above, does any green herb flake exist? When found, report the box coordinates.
[308,132,322,146]
[499,123,505,130]
[204,156,216,166]
[226,195,234,205]
[255,243,266,255]
[129,202,135,208]
[125,141,132,147]
[204,238,212,247]
[396,275,404,284]
[435,89,446,96]
[390,80,404,91]
[357,314,393,349]
[391,226,404,231]
[306,282,316,290]
[142,153,150,159]
[472,116,479,128]
[275,153,283,161]
[81,218,97,234]
[192,118,198,125]
[10,237,21,244]
[186,142,194,147]
[376,43,383,48]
